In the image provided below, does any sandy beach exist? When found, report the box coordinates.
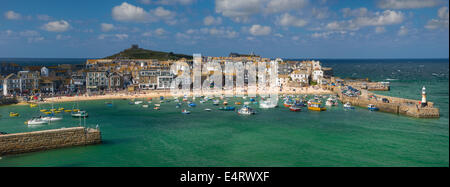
[29,86,333,104]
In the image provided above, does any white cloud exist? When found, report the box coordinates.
[215,0,308,22]
[180,27,239,39]
[249,24,272,36]
[139,0,195,5]
[375,26,386,34]
[425,6,449,30]
[341,7,368,18]
[397,25,408,36]
[112,2,151,22]
[56,34,71,40]
[355,10,404,26]
[42,20,70,32]
[277,13,307,27]
[204,16,222,26]
[142,28,166,37]
[98,34,129,40]
[37,14,51,21]
[4,11,21,20]
[151,7,175,18]
[311,31,352,39]
[326,20,359,31]
[265,0,308,14]
[377,0,442,9]
[101,23,115,32]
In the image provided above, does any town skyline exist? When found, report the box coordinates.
[1,0,449,59]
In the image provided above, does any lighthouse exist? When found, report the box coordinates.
[421,86,427,107]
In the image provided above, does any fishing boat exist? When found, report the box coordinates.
[9,112,19,117]
[181,109,191,114]
[260,100,278,109]
[294,100,307,107]
[344,102,354,109]
[238,106,256,115]
[219,106,235,111]
[26,117,48,125]
[71,111,88,118]
[308,102,327,111]
[368,104,379,111]
[289,106,302,112]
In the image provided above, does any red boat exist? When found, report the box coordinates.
[289,106,302,112]
[283,101,293,108]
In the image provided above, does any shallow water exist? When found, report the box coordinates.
[0,59,448,167]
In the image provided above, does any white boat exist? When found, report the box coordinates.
[26,117,48,125]
[204,108,212,112]
[42,116,62,122]
[238,106,256,115]
[154,104,161,107]
[325,98,334,106]
[181,109,191,114]
[71,111,88,118]
[259,101,278,109]
[143,105,149,108]
[135,101,143,105]
[344,102,354,109]
[244,101,251,105]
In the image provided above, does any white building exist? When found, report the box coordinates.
[290,70,309,84]
[41,67,49,77]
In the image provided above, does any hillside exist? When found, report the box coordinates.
[105,45,192,60]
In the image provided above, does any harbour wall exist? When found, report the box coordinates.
[337,89,440,118]
[0,127,101,156]
[0,97,18,106]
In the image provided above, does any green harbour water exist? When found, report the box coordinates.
[0,59,448,167]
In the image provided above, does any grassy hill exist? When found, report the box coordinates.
[105,46,192,60]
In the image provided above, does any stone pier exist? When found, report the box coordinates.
[0,127,102,156]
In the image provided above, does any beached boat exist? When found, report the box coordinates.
[344,102,354,109]
[26,117,48,125]
[238,106,256,115]
[308,102,327,111]
[289,106,302,112]
[9,112,19,117]
[368,104,379,111]
[219,106,235,111]
[71,111,88,118]
[181,109,191,114]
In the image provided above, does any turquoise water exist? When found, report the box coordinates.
[0,59,448,167]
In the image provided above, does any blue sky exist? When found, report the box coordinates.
[0,0,449,59]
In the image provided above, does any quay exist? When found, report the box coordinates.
[0,127,102,156]
[332,78,440,118]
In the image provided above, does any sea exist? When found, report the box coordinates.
[0,58,448,167]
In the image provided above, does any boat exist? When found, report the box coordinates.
[308,102,327,111]
[143,105,149,108]
[368,104,379,111]
[235,102,242,105]
[64,110,72,113]
[219,106,235,111]
[58,107,65,111]
[106,102,113,107]
[42,114,63,122]
[154,107,160,110]
[213,100,220,106]
[154,104,161,107]
[238,106,256,115]
[181,109,191,114]
[189,103,197,107]
[29,103,38,108]
[71,111,88,118]
[283,100,294,108]
[344,102,354,109]
[72,109,80,112]
[43,111,52,115]
[26,117,48,125]
[223,101,228,105]
[244,101,251,105]
[294,100,307,107]
[53,111,61,114]
[260,101,278,109]
[135,101,143,105]
[289,106,302,112]
[250,98,256,102]
[40,109,48,112]
[9,112,19,117]
[204,108,212,112]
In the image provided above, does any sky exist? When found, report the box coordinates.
[0,0,449,59]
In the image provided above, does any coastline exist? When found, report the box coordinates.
[20,86,333,105]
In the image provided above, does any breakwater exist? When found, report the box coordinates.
[0,127,101,156]
[0,97,18,106]
[337,89,440,118]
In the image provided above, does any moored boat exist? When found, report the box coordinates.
[71,111,88,118]
[238,106,256,115]
[368,104,379,111]
[260,100,278,109]
[344,102,354,109]
[9,112,19,117]
[289,106,302,112]
[219,106,235,111]
[181,109,191,114]
[308,102,327,111]
[26,117,48,125]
